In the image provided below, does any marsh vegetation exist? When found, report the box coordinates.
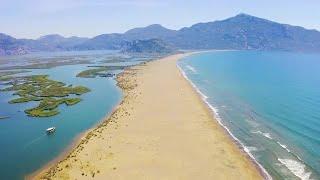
[76,66,127,78]
[0,75,90,117]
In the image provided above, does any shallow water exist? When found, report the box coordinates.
[179,51,320,180]
[0,55,123,179]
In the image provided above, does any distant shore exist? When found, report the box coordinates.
[33,53,263,179]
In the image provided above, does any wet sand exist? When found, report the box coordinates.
[34,54,263,180]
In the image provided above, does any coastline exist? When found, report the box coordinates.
[27,94,124,180]
[176,61,272,180]
[33,53,263,179]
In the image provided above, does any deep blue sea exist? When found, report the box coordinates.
[0,51,130,180]
[179,51,320,180]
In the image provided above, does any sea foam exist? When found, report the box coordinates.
[277,141,291,153]
[278,158,313,180]
[177,63,272,180]
[186,65,197,73]
[252,130,273,140]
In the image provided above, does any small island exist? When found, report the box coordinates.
[0,70,30,77]
[0,70,30,81]
[76,67,110,78]
[76,66,127,78]
[0,75,90,117]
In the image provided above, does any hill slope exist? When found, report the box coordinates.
[0,33,88,55]
[37,34,88,50]
[124,24,177,40]
[121,39,175,54]
[0,33,29,55]
[76,14,320,52]
[168,14,320,51]
[1,13,320,55]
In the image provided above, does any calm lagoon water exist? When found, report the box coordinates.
[0,63,122,179]
[179,51,320,180]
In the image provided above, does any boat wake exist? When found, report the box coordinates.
[23,134,47,150]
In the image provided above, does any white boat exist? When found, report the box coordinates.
[46,127,56,134]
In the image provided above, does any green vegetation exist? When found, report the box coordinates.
[0,70,30,82]
[0,59,91,71]
[1,75,90,117]
[76,66,126,78]
[0,70,29,77]
[9,96,42,104]
[0,76,14,81]
[24,98,82,117]
[76,67,108,78]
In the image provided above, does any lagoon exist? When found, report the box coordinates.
[0,55,122,179]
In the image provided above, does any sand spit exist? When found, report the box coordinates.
[34,54,263,180]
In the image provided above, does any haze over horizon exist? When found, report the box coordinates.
[1,0,320,39]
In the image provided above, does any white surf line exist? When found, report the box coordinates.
[176,62,272,180]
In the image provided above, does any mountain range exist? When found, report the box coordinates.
[121,39,175,54]
[1,13,320,55]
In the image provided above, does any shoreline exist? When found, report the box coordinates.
[176,60,271,180]
[28,55,183,179]
[27,82,124,180]
[33,53,264,179]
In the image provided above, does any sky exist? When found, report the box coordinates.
[1,0,320,39]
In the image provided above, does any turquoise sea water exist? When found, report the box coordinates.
[0,61,122,179]
[179,51,320,180]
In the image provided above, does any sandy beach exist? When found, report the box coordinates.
[35,54,263,180]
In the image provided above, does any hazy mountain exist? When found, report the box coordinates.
[0,33,88,55]
[73,33,125,50]
[123,24,177,40]
[0,33,29,55]
[168,13,320,51]
[74,24,176,50]
[121,39,175,54]
[37,34,88,50]
[1,13,320,55]
[75,14,320,52]
[37,34,66,44]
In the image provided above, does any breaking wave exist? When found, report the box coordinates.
[278,158,313,180]
[177,63,272,180]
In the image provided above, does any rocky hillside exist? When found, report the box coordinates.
[0,33,29,55]
[168,14,320,51]
[121,39,175,54]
